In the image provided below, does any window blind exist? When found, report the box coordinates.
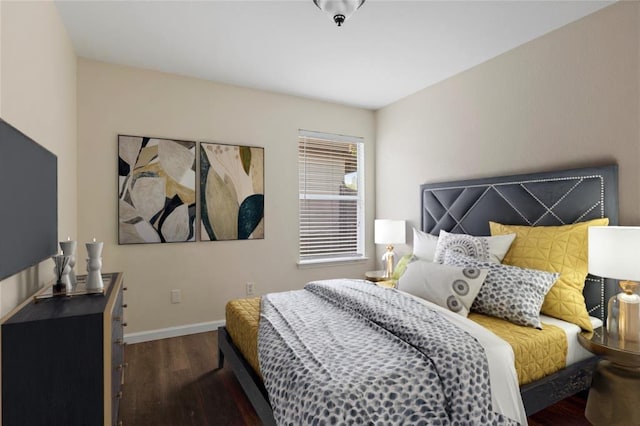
[298,130,364,262]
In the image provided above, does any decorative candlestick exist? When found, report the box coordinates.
[51,254,71,294]
[85,238,104,291]
[59,238,77,288]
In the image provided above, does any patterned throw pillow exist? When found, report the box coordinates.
[397,259,488,317]
[443,250,558,328]
[489,218,609,332]
[433,230,516,264]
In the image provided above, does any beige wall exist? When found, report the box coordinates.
[0,1,77,317]
[376,2,640,255]
[77,59,376,334]
[4,0,631,337]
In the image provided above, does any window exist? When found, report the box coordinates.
[298,130,364,263]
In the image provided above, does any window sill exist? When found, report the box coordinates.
[297,257,369,269]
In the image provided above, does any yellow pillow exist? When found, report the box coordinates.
[489,218,609,331]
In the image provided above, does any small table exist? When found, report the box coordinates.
[364,270,396,288]
[578,327,640,425]
[365,270,387,282]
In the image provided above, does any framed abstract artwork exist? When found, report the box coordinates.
[118,135,196,244]
[200,142,264,241]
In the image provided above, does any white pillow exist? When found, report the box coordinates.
[412,228,438,261]
[433,230,516,264]
[397,259,488,317]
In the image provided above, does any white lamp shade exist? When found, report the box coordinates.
[374,219,406,245]
[588,226,640,281]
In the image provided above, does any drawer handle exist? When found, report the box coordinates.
[123,287,128,291]
[122,304,128,308]
[123,322,128,327]
[116,364,123,371]
[116,391,123,399]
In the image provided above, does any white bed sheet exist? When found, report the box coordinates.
[400,291,528,425]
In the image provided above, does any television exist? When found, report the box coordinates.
[0,118,57,281]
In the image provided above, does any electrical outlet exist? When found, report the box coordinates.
[246,281,255,296]
[171,289,181,304]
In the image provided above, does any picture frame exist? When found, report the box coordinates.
[200,142,264,241]
[118,135,196,244]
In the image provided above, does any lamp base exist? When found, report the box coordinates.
[607,281,640,343]
[381,245,395,279]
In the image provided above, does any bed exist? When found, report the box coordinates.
[217,164,619,425]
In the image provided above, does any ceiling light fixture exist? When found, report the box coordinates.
[313,0,366,27]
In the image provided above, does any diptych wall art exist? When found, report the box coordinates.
[118,135,197,244]
[200,143,264,241]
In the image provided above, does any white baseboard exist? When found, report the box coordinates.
[124,319,226,344]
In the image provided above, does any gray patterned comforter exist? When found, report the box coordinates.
[258,279,520,425]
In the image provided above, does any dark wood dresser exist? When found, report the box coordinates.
[1,272,126,426]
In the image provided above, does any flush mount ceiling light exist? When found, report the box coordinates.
[314,0,366,27]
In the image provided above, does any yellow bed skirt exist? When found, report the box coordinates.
[226,297,262,378]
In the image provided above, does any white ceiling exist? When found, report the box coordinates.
[55,0,613,110]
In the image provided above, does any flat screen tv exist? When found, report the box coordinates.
[0,118,57,281]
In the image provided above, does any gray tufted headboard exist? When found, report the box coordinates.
[420,165,618,323]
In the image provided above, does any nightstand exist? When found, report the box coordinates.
[365,270,396,288]
[578,326,640,426]
[365,270,387,282]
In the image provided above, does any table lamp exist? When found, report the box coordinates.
[374,219,406,279]
[589,226,640,342]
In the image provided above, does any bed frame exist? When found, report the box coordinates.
[420,164,619,415]
[218,164,619,425]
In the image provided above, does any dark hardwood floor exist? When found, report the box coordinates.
[119,331,591,425]
[528,393,590,426]
[119,331,260,426]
